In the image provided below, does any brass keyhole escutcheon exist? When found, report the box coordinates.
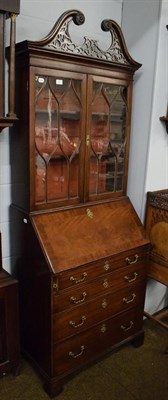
[100,324,107,333]
[103,279,109,289]
[104,261,110,271]
[86,135,90,147]
[86,208,93,219]
[102,299,108,309]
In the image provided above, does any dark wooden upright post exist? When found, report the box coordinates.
[7,13,17,118]
[0,0,20,131]
[0,12,5,117]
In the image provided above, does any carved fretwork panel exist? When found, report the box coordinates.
[29,10,141,71]
[47,16,128,64]
[148,191,168,212]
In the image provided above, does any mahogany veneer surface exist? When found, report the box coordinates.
[32,198,149,273]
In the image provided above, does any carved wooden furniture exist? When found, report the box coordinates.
[11,10,150,397]
[144,189,168,329]
[0,0,20,132]
[0,233,20,376]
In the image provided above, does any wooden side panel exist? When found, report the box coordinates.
[147,260,168,285]
[11,207,53,376]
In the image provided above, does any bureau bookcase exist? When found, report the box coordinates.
[11,10,150,397]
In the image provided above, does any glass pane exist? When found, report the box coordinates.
[35,75,82,203]
[89,82,127,195]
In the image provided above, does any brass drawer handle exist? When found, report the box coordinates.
[126,254,139,265]
[104,261,110,272]
[124,272,138,283]
[70,291,87,304]
[121,321,134,332]
[70,272,87,284]
[69,345,85,359]
[123,293,136,304]
[69,316,86,328]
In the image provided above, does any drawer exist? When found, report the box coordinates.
[53,280,146,341]
[53,246,149,291]
[53,306,144,376]
[53,262,146,313]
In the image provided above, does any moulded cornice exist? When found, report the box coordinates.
[26,9,141,71]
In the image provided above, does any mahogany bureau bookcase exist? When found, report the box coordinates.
[10,10,150,397]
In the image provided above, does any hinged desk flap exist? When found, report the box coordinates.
[31,198,150,273]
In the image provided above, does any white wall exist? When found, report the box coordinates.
[122,0,168,314]
[0,0,123,272]
[122,0,162,219]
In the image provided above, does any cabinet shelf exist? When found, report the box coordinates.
[36,110,124,122]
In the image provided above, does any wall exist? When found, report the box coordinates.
[122,0,168,313]
[0,0,123,272]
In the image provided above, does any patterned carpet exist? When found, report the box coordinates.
[0,319,168,400]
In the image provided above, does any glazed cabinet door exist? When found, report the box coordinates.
[85,75,133,201]
[30,68,87,209]
[29,69,133,210]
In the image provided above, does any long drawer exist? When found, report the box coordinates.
[53,306,144,376]
[53,280,146,341]
[53,263,146,313]
[53,247,148,291]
